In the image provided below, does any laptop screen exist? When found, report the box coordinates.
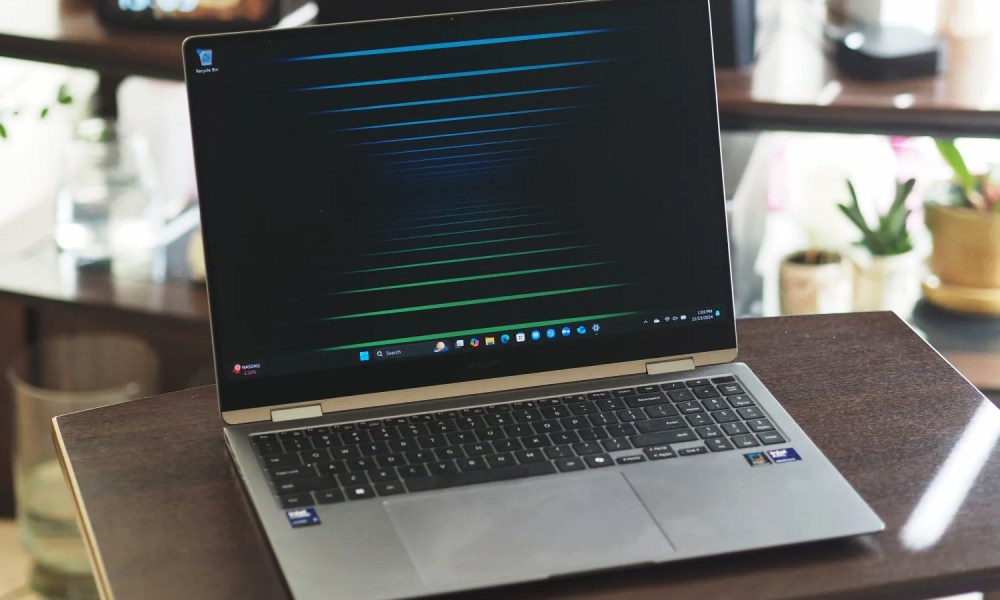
[185,0,736,413]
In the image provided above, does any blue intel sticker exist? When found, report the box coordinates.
[743,452,770,467]
[286,507,320,528]
[766,448,802,464]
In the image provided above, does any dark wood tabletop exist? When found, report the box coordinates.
[54,312,1000,600]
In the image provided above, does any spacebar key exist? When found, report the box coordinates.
[405,462,556,493]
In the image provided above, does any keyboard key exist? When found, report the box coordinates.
[314,489,345,504]
[702,398,728,412]
[602,437,631,452]
[731,434,760,448]
[360,442,389,456]
[262,453,302,468]
[636,417,686,433]
[309,434,339,448]
[685,379,711,388]
[279,493,311,509]
[405,450,435,464]
[341,431,372,445]
[252,433,277,444]
[269,465,317,481]
[417,435,448,449]
[597,397,626,411]
[711,376,736,384]
[719,383,746,395]
[642,445,676,458]
[485,404,511,413]
[630,429,697,447]
[588,391,612,400]
[388,438,417,453]
[346,485,375,500]
[347,458,376,471]
[383,417,409,427]
[625,393,669,408]
[282,439,310,453]
[678,446,708,456]
[695,425,724,439]
[727,394,755,408]
[578,427,609,441]
[255,441,284,456]
[606,423,637,437]
[504,424,533,438]
[585,454,614,468]
[644,404,679,419]
[522,435,550,449]
[457,416,485,430]
[398,424,429,438]
[555,457,586,472]
[510,401,536,409]
[427,461,458,476]
[544,445,574,459]
[667,389,695,402]
[691,385,721,399]
[562,394,587,403]
[476,427,505,441]
[398,465,428,479]
[612,387,636,397]
[315,461,346,476]
[706,438,734,452]
[515,449,546,463]
[435,446,465,460]
[685,414,713,428]
[747,419,775,432]
[540,405,570,419]
[569,402,598,416]
[375,482,405,496]
[573,441,603,455]
[493,438,523,453]
[331,446,360,460]
[428,420,457,434]
[676,401,704,414]
[561,416,590,430]
[446,431,475,445]
[274,478,329,495]
[589,412,618,427]
[512,409,543,422]
[533,421,562,434]
[483,413,514,427]
[277,430,305,441]
[550,431,580,444]
[358,420,382,429]
[721,422,750,436]
[486,453,516,468]
[738,406,765,420]
[409,414,434,423]
[616,408,645,422]
[616,455,646,465]
[463,443,491,456]
[660,381,686,391]
[406,461,556,492]
[712,409,740,424]
[458,457,488,471]
[368,469,398,483]
[637,385,660,394]
[759,431,787,445]
[537,398,561,406]
[338,472,368,487]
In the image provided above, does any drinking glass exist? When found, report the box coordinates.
[8,334,159,599]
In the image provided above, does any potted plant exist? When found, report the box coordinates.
[779,249,854,315]
[923,139,1000,315]
[837,177,921,313]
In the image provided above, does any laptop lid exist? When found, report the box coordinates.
[184,0,736,425]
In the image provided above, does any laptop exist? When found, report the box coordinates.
[183,1,884,598]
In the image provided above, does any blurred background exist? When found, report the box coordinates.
[0,0,998,598]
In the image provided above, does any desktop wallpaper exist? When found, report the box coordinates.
[186,0,735,404]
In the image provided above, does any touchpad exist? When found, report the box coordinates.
[384,472,674,585]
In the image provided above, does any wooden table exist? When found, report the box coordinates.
[53,312,1000,600]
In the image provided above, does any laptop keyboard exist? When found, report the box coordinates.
[250,375,786,509]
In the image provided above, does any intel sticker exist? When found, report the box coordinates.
[743,452,770,467]
[766,448,802,464]
[286,507,320,528]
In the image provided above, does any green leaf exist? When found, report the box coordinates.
[56,84,73,105]
[0,122,7,139]
[935,139,976,201]
[39,106,49,119]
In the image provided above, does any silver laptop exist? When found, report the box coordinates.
[183,2,883,598]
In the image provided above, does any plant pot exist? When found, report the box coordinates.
[779,250,853,315]
[853,251,922,313]
[926,204,1000,288]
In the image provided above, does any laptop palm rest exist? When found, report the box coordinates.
[383,471,674,585]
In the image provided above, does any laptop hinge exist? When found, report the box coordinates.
[270,404,323,423]
[645,357,696,376]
